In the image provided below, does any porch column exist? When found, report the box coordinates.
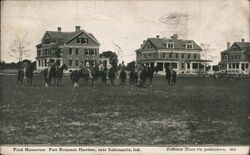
[198,62,200,73]
[36,60,39,69]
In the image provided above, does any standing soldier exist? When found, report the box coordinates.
[86,61,93,79]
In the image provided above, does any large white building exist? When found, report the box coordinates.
[135,34,209,74]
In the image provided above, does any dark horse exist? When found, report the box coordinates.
[108,66,116,86]
[43,64,68,87]
[17,63,35,86]
[70,66,99,87]
[134,65,157,87]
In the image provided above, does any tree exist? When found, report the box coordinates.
[200,43,217,61]
[9,32,32,62]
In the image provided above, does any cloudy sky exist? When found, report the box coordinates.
[1,0,249,64]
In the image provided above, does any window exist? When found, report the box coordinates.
[246,64,249,69]
[229,64,232,69]
[85,49,89,56]
[167,43,174,48]
[242,64,245,70]
[75,48,79,55]
[236,64,239,69]
[45,39,50,44]
[169,53,172,58]
[194,54,197,59]
[75,59,79,66]
[69,48,73,54]
[147,43,152,49]
[83,38,88,44]
[69,59,73,66]
[186,43,193,49]
[144,54,147,58]
[148,53,152,57]
[176,53,179,58]
[187,63,190,69]
[154,53,157,58]
[192,63,198,69]
[38,60,41,67]
[181,63,185,69]
[172,63,177,69]
[90,49,96,56]
[77,38,88,44]
[162,53,166,58]
[188,54,191,59]
[232,64,235,69]
[181,53,185,58]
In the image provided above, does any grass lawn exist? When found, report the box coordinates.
[0,74,250,145]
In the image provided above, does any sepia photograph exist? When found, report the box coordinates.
[0,0,250,148]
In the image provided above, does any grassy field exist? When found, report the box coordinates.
[0,74,250,145]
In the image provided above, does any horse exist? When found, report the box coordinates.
[101,67,108,85]
[70,70,82,87]
[129,70,138,87]
[146,66,157,86]
[108,66,116,86]
[25,64,35,86]
[119,68,127,86]
[70,65,99,88]
[43,64,67,87]
[17,63,35,86]
[89,65,100,87]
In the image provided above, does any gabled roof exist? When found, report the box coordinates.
[234,42,250,52]
[221,42,250,54]
[42,30,100,45]
[136,37,202,52]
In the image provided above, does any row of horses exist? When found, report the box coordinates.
[17,63,178,87]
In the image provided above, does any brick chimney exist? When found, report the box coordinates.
[156,35,160,38]
[75,26,81,31]
[57,27,61,32]
[227,42,230,49]
[241,38,245,42]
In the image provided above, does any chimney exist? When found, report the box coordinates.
[75,26,81,31]
[57,27,61,32]
[156,35,160,38]
[227,42,230,49]
[241,38,245,42]
[171,34,178,39]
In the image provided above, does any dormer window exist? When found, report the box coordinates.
[167,41,174,48]
[186,43,193,49]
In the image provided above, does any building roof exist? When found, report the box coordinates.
[234,42,250,52]
[221,42,250,54]
[136,36,202,52]
[42,29,100,45]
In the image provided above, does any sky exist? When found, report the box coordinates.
[1,0,250,64]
